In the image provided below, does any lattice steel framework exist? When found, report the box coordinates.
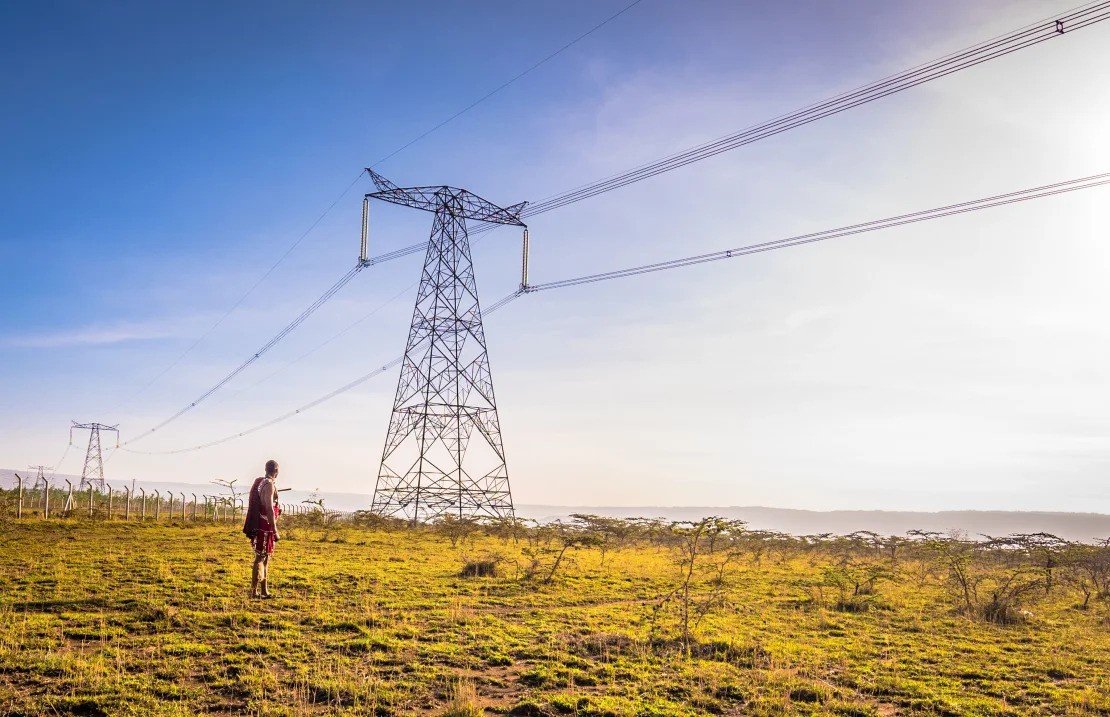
[367,170,525,521]
[71,421,118,491]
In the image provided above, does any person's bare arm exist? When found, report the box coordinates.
[260,480,279,540]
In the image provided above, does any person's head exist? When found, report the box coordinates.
[265,460,279,478]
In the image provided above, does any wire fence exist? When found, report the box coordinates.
[0,477,340,523]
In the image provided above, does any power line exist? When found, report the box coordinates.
[107,170,367,413]
[351,1,1110,266]
[209,280,418,406]
[120,262,366,447]
[371,0,646,168]
[118,188,513,446]
[107,2,1110,450]
[525,172,1110,291]
[118,171,1110,455]
[207,218,512,407]
[522,1,1110,215]
[120,292,526,455]
[109,2,647,412]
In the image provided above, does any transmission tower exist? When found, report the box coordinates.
[366,169,528,522]
[71,422,119,491]
[28,465,52,487]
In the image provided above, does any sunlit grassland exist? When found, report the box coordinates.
[0,520,1106,716]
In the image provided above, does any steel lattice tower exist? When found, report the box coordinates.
[366,170,527,522]
[71,421,119,491]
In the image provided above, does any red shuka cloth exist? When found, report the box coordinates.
[243,476,280,555]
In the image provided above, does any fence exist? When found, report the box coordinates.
[0,475,339,523]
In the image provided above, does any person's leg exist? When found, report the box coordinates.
[260,553,271,597]
[251,552,263,597]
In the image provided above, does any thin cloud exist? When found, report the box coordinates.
[5,322,179,348]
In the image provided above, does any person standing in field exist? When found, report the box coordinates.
[243,459,281,599]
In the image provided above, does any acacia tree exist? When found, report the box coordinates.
[517,520,602,583]
[910,530,980,616]
[1061,538,1110,609]
[737,529,793,565]
[569,514,641,566]
[914,530,1047,624]
[820,533,898,611]
[651,517,747,655]
[432,514,482,549]
[984,533,1070,595]
[483,515,531,545]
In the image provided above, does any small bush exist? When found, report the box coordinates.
[834,595,872,613]
[788,686,829,704]
[460,559,499,577]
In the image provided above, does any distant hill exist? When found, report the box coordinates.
[3,469,1106,541]
[515,505,1110,543]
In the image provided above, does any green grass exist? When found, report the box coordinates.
[0,519,1106,716]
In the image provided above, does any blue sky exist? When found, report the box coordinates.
[2,1,1109,511]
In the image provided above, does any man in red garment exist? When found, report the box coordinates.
[243,459,281,599]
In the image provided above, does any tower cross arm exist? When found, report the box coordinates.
[365,169,526,226]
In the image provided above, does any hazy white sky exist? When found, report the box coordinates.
[2,1,1109,511]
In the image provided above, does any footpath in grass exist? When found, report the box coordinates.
[0,520,1107,716]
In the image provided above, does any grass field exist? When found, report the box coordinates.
[0,518,1107,716]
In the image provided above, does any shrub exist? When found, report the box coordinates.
[459,558,499,578]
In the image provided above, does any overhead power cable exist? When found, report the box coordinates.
[117,171,1110,455]
[108,1,1110,449]
[119,293,526,455]
[110,3,645,413]
[358,0,1110,267]
[523,2,1110,216]
[107,171,367,414]
[47,444,73,482]
[216,224,514,402]
[525,172,1110,291]
[209,280,419,406]
[120,262,366,447]
[371,0,645,168]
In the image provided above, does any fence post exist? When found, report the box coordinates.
[43,482,50,519]
[107,486,113,519]
[124,486,131,520]
[64,479,73,517]
[191,493,198,521]
[140,488,147,520]
[15,474,23,519]
[154,491,161,520]
[179,492,186,521]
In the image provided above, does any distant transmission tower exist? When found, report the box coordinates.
[29,465,52,487]
[71,422,119,491]
[366,170,528,521]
